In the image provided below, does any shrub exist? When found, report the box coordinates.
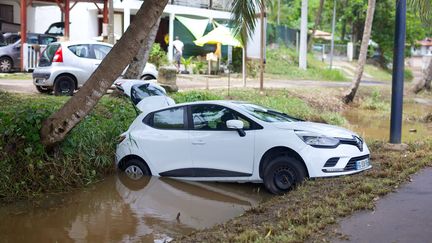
[149,43,168,68]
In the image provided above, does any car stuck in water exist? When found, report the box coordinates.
[115,94,371,194]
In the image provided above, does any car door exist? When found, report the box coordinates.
[136,106,192,176]
[189,104,256,177]
[92,44,111,68]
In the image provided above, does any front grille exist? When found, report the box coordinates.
[344,155,370,171]
[324,157,339,167]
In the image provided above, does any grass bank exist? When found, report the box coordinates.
[0,73,32,80]
[265,47,347,81]
[177,140,432,242]
[0,88,344,202]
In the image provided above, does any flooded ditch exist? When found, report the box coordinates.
[0,101,430,242]
[0,175,269,242]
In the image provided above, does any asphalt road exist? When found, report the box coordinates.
[333,167,432,243]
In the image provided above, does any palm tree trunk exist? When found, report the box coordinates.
[123,18,161,79]
[40,0,168,148]
[343,0,376,104]
[307,0,325,51]
[411,57,432,93]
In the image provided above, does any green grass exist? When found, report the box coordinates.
[171,89,346,125]
[0,73,32,80]
[0,92,135,201]
[265,47,347,81]
[364,64,392,81]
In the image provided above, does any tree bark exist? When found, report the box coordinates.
[343,0,376,104]
[123,18,161,79]
[40,0,168,148]
[307,0,325,51]
[411,57,432,93]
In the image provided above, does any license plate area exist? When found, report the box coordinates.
[35,78,45,84]
[356,158,370,170]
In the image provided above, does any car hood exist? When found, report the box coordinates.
[136,96,175,114]
[273,121,358,139]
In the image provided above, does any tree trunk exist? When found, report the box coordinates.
[343,0,376,104]
[411,57,432,93]
[307,0,325,51]
[123,18,161,79]
[40,0,168,148]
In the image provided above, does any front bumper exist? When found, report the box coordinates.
[301,143,372,178]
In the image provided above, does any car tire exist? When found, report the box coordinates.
[263,156,307,195]
[122,158,151,181]
[54,75,76,96]
[141,74,155,80]
[36,85,53,94]
[0,57,13,73]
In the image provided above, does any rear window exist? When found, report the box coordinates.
[39,43,60,67]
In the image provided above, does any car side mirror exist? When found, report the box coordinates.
[226,120,246,137]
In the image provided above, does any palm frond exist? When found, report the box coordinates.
[230,0,268,45]
[408,0,432,25]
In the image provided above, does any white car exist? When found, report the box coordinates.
[116,100,371,194]
[32,41,158,95]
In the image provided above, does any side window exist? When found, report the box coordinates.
[68,44,91,58]
[191,105,251,130]
[40,36,57,45]
[93,44,111,60]
[152,107,185,130]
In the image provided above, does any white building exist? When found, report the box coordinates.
[5,0,263,62]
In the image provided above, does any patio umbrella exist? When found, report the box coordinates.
[194,25,242,47]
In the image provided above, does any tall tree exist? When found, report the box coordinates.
[409,0,432,93]
[343,0,376,103]
[40,0,168,148]
[123,18,161,79]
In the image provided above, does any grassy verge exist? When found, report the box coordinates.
[0,73,32,80]
[177,140,432,242]
[265,47,347,81]
[0,91,135,202]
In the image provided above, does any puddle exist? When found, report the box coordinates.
[344,102,432,142]
[0,175,269,242]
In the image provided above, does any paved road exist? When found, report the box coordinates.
[333,167,432,243]
[0,76,388,94]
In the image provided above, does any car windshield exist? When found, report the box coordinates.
[236,103,302,123]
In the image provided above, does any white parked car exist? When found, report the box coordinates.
[116,100,371,194]
[32,41,158,95]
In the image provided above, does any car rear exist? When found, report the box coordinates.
[33,42,63,88]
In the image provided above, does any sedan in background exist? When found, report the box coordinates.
[116,100,371,194]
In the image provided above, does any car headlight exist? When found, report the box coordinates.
[295,130,340,148]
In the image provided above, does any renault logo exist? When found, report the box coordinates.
[354,136,363,151]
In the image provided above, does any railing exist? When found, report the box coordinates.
[169,0,232,11]
[23,43,46,71]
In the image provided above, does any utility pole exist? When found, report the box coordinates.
[329,0,336,69]
[389,0,406,144]
[299,0,308,70]
[108,0,115,44]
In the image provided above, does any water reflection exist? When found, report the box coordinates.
[0,175,268,242]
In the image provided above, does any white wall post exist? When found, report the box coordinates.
[123,5,130,32]
[299,0,308,70]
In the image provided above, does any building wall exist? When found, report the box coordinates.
[2,0,20,24]
[69,4,99,41]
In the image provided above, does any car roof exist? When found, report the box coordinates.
[152,100,246,111]
[58,41,113,47]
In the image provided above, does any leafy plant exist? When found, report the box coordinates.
[149,43,168,68]
[181,56,193,72]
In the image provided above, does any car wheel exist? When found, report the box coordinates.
[54,75,76,96]
[36,85,53,94]
[141,74,155,80]
[0,57,13,73]
[263,156,307,195]
[123,158,151,180]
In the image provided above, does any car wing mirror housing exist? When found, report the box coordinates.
[226,120,246,137]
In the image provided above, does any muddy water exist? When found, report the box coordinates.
[344,102,432,142]
[0,175,269,242]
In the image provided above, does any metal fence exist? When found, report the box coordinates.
[267,24,299,48]
[312,44,349,61]
[23,43,46,71]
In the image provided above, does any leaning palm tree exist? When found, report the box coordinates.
[409,0,432,93]
[40,0,267,148]
[343,0,376,103]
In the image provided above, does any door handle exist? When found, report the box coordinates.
[192,140,205,145]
